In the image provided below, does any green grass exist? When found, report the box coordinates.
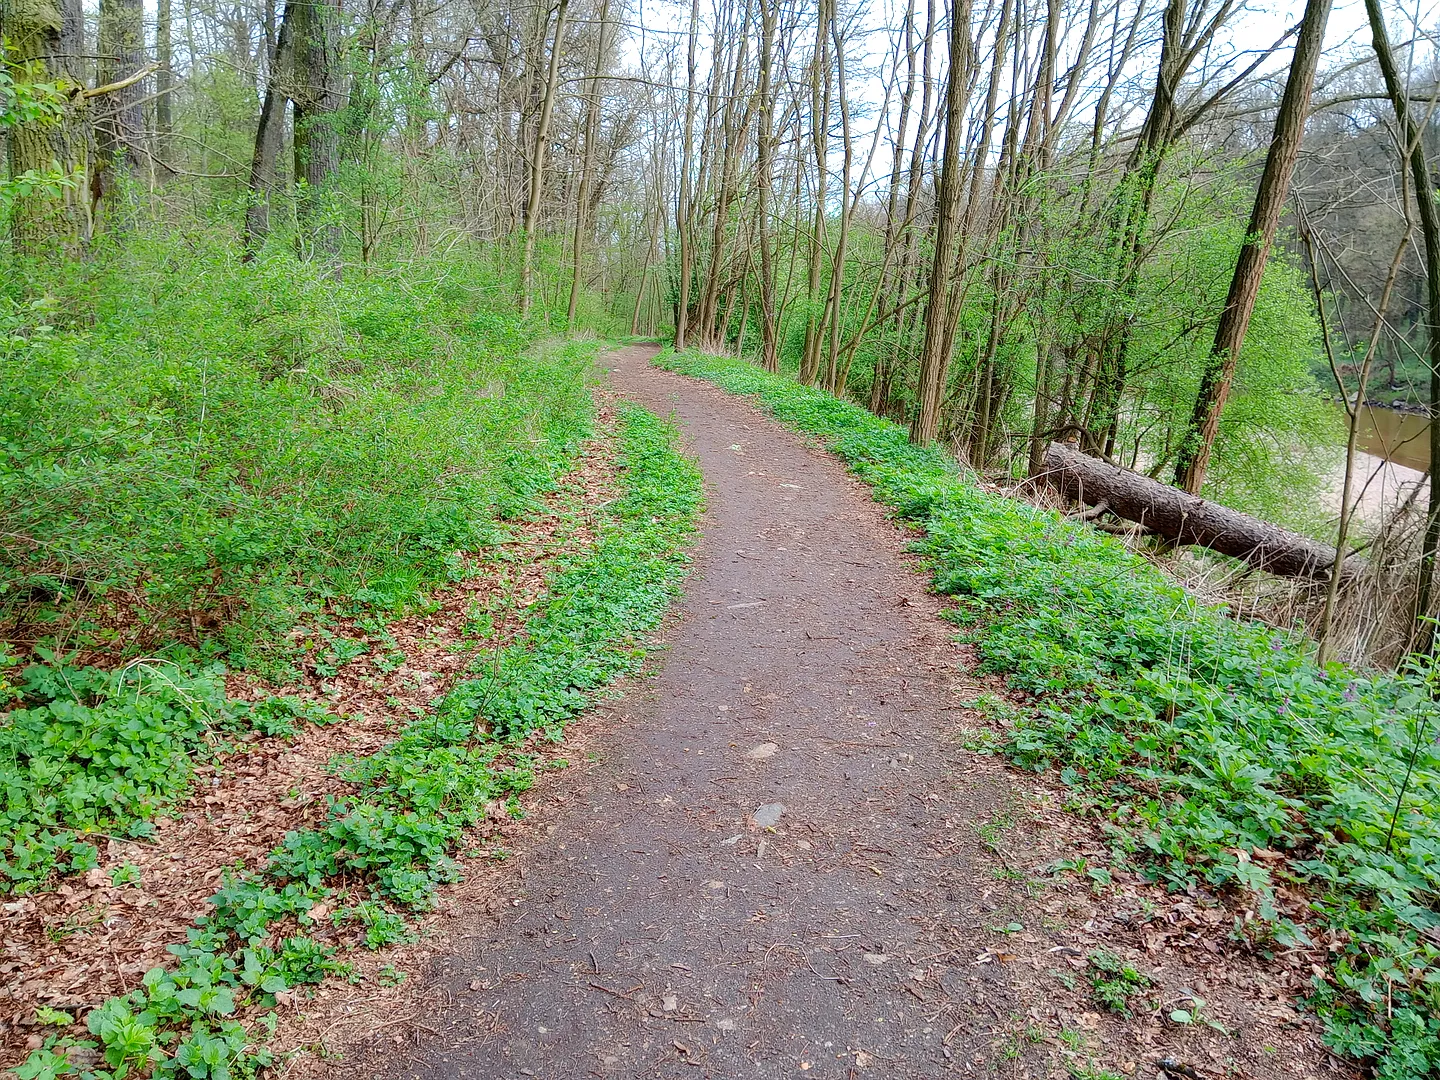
[16,405,702,1079]
[657,347,1440,1080]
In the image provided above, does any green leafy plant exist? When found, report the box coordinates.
[13,403,703,1080]
[659,348,1440,1079]
[1087,949,1151,1017]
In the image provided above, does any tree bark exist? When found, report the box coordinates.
[5,0,88,255]
[95,0,148,215]
[1362,0,1440,654]
[909,0,974,446]
[798,0,832,386]
[291,0,344,266]
[1040,443,1354,581]
[155,0,173,170]
[755,0,779,372]
[822,9,853,393]
[674,0,701,347]
[519,0,568,314]
[567,0,611,327]
[1174,0,1332,495]
[243,0,296,256]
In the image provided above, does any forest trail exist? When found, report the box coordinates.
[386,344,1025,1078]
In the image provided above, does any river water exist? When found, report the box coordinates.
[1351,405,1430,473]
[1327,405,1429,522]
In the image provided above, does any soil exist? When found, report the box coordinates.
[314,346,1344,1080]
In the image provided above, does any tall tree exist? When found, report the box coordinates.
[568,0,613,327]
[674,0,701,347]
[1173,0,1333,494]
[755,0,779,372]
[154,0,173,171]
[291,0,344,264]
[1082,0,1244,456]
[243,0,297,256]
[95,0,148,211]
[1362,0,1440,654]
[4,0,87,254]
[910,0,974,446]
[519,0,569,314]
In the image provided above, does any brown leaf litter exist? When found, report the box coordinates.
[0,400,625,1071]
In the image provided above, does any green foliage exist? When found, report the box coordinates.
[1086,949,1151,1017]
[0,654,355,894]
[0,41,82,214]
[15,403,703,1080]
[1,659,230,892]
[445,405,703,742]
[0,235,596,895]
[0,234,593,672]
[337,900,416,949]
[659,348,1440,1080]
[246,696,340,739]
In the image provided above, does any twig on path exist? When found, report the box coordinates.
[763,942,849,983]
[589,981,644,1000]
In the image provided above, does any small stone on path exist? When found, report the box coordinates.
[753,802,785,828]
[746,742,778,760]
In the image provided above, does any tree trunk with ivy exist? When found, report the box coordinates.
[4,0,88,256]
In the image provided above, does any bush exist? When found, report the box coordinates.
[0,234,593,672]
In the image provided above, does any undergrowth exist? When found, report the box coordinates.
[0,235,592,674]
[0,660,338,893]
[0,239,604,900]
[658,348,1440,1080]
[15,405,702,1079]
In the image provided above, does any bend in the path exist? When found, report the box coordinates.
[389,344,1020,1079]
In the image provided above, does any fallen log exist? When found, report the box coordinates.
[1039,442,1354,581]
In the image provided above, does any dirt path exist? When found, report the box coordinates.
[388,344,1026,1077]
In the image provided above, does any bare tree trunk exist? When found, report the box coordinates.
[755,0,779,371]
[1362,0,1440,654]
[292,0,344,267]
[868,0,919,411]
[910,0,974,446]
[243,0,296,257]
[799,0,832,385]
[822,10,853,393]
[1083,0,1237,456]
[520,0,569,315]
[1174,0,1332,494]
[697,0,752,346]
[155,0,173,171]
[568,0,612,327]
[95,0,149,216]
[674,0,701,348]
[1041,443,1355,581]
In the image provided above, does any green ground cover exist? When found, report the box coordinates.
[16,404,702,1079]
[657,348,1440,1080]
[0,241,599,898]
